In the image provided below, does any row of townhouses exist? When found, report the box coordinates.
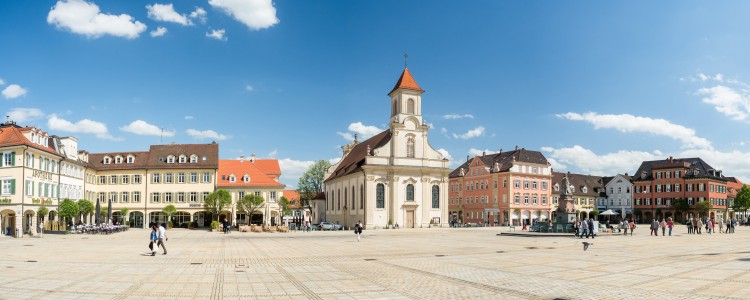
[0,121,303,237]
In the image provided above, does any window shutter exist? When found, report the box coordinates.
[0,152,3,167]
[31,182,35,196]
[10,152,15,166]
[10,179,16,195]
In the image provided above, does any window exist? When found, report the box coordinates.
[178,192,185,203]
[1,179,15,195]
[98,192,105,202]
[532,195,538,204]
[190,155,198,163]
[406,184,414,201]
[542,196,547,205]
[190,172,197,183]
[26,180,33,196]
[152,192,160,203]
[133,192,141,203]
[406,138,415,158]
[407,98,415,114]
[243,175,249,182]
[524,181,530,189]
[164,192,172,203]
[376,184,385,208]
[103,157,111,164]
[121,175,129,184]
[178,155,186,163]
[229,175,236,183]
[532,181,538,189]
[165,173,173,183]
[178,172,185,183]
[109,192,117,203]
[514,180,520,188]
[270,191,276,202]
[494,181,497,188]
[202,192,209,202]
[189,192,198,202]
[110,175,117,185]
[203,172,211,183]
[675,171,680,178]
[152,173,161,183]
[432,185,439,208]
[542,182,548,190]
[133,175,141,184]
[127,155,134,164]
[503,179,507,188]
[582,187,588,193]
[121,192,129,203]
[98,176,106,185]
[167,156,175,163]
[115,156,122,164]
[514,195,520,204]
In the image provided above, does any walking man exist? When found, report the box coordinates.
[580,219,588,239]
[650,219,659,236]
[587,217,595,239]
[355,220,363,242]
[157,223,168,255]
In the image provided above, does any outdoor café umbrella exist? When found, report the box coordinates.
[107,198,112,224]
[95,199,100,224]
[600,209,617,222]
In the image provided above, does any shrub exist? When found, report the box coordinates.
[167,221,174,228]
[211,220,218,230]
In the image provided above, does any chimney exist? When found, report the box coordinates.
[251,153,255,163]
[515,145,519,151]
[498,148,502,154]
[669,156,673,162]
[240,155,245,162]
[482,151,486,156]
[466,155,470,162]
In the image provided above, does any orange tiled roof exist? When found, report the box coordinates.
[217,159,285,188]
[0,125,61,156]
[283,190,300,208]
[253,159,281,175]
[389,68,424,95]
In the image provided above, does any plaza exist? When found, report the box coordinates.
[2,226,750,299]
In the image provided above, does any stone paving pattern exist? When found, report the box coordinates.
[1,225,750,299]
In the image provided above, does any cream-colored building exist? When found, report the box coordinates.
[216,156,285,226]
[324,68,451,229]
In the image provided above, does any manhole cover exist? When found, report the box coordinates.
[26,260,37,263]
[190,262,202,265]
[364,258,377,261]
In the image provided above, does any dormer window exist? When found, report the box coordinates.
[229,175,236,183]
[127,155,134,164]
[179,155,186,163]
[554,183,559,191]
[243,174,250,182]
[582,186,588,193]
[115,156,123,164]
[44,139,48,147]
[190,155,198,163]
[103,156,111,164]
[167,155,175,164]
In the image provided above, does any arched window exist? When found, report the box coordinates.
[407,98,415,114]
[432,185,439,208]
[376,184,385,208]
[344,187,348,210]
[406,184,414,201]
[351,186,355,210]
[360,184,364,208]
[406,138,415,158]
[337,189,341,210]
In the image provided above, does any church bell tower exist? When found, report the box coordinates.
[388,67,424,125]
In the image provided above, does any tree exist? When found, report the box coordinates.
[237,194,264,225]
[297,160,331,201]
[120,207,129,224]
[732,185,750,216]
[77,199,94,224]
[37,206,49,222]
[695,200,713,218]
[204,189,231,221]
[672,198,689,222]
[163,204,177,226]
[58,199,79,226]
[279,196,291,215]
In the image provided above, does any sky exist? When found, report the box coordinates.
[2,1,750,187]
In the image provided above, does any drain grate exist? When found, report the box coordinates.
[496,251,505,253]
[525,247,538,250]
[435,255,445,257]
[26,260,37,263]
[190,262,202,265]
[364,258,377,261]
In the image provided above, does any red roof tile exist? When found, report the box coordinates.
[0,125,62,157]
[253,159,281,175]
[217,159,285,188]
[389,68,424,95]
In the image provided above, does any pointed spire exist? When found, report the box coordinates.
[389,68,424,95]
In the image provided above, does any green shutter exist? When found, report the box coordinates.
[10,152,15,166]
[0,152,3,167]
[10,179,15,195]
[31,181,34,196]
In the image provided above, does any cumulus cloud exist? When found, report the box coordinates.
[0,78,4,85]
[697,85,750,122]
[47,0,146,39]
[206,29,227,41]
[557,112,712,150]
[208,0,279,30]
[120,120,174,137]
[48,114,118,140]
[278,158,315,188]
[337,122,383,141]
[186,128,228,140]
[150,26,167,37]
[7,108,45,123]
[468,148,498,157]
[267,150,277,158]
[436,148,452,161]
[245,84,254,91]
[443,114,474,120]
[2,84,28,99]
[184,115,194,120]
[541,145,663,176]
[452,126,485,140]
[189,7,207,23]
[146,3,191,25]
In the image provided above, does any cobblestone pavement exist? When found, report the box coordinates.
[1,225,750,299]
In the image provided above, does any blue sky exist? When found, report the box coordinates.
[2,1,750,187]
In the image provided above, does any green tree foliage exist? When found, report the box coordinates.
[77,199,94,223]
[58,199,79,223]
[671,198,690,222]
[297,160,331,201]
[695,200,713,218]
[278,196,291,215]
[163,204,177,218]
[732,185,750,215]
[237,194,264,222]
[120,207,129,221]
[204,189,231,221]
[37,206,49,221]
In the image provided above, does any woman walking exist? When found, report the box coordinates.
[660,219,667,236]
[149,223,158,256]
[667,218,674,236]
[622,219,629,236]
[354,220,363,242]
[629,219,635,236]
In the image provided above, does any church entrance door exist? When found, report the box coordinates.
[406,210,414,228]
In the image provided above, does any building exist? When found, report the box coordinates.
[600,174,633,219]
[632,156,730,223]
[324,67,451,229]
[216,155,285,226]
[0,122,63,237]
[448,147,552,226]
[726,177,746,220]
[551,172,606,221]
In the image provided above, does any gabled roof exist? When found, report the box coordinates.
[217,159,284,188]
[551,172,606,197]
[283,190,300,208]
[325,130,392,182]
[449,148,549,178]
[253,159,281,175]
[389,68,424,95]
[632,157,727,182]
[0,124,61,157]
[89,151,149,170]
[146,143,219,169]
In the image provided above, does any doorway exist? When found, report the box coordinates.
[406,210,414,228]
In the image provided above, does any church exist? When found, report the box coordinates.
[324,67,451,229]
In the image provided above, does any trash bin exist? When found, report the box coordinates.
[15,228,20,238]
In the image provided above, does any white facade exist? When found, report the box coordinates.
[604,174,633,218]
[57,137,86,201]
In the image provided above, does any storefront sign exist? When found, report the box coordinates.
[189,204,202,208]
[31,198,53,205]
[32,170,53,181]
[0,198,11,204]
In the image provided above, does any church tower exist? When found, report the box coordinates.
[388,68,424,126]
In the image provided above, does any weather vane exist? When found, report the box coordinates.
[404,53,408,68]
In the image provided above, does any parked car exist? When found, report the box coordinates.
[319,222,335,231]
[332,223,342,230]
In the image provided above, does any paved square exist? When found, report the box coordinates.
[2,226,750,299]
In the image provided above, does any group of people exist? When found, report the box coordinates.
[648,218,675,236]
[686,217,738,234]
[574,218,596,239]
[148,222,168,256]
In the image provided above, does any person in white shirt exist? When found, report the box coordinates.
[157,223,168,255]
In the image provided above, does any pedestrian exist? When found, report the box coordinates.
[157,223,168,255]
[667,217,674,236]
[574,220,580,238]
[696,218,702,234]
[622,218,628,236]
[580,219,588,239]
[306,221,311,232]
[355,220,363,242]
[587,217,595,239]
[629,219,635,236]
[149,224,158,256]
[650,219,659,236]
[687,218,693,234]
[718,218,725,233]
[38,220,44,238]
[660,219,667,236]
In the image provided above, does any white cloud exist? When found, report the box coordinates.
[542,145,663,176]
[146,3,191,25]
[2,84,28,99]
[452,126,485,140]
[337,122,383,141]
[278,158,315,188]
[245,84,254,91]
[557,112,712,150]
[47,0,146,39]
[0,78,4,85]
[189,7,207,23]
[208,0,279,30]
[48,114,118,140]
[186,128,228,140]
[150,26,167,37]
[679,148,750,183]
[267,150,277,158]
[436,148,452,161]
[184,115,194,120]
[120,120,174,137]
[7,108,45,123]
[427,123,434,129]
[443,114,474,120]
[468,148,498,156]
[206,29,227,41]
[697,85,750,122]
